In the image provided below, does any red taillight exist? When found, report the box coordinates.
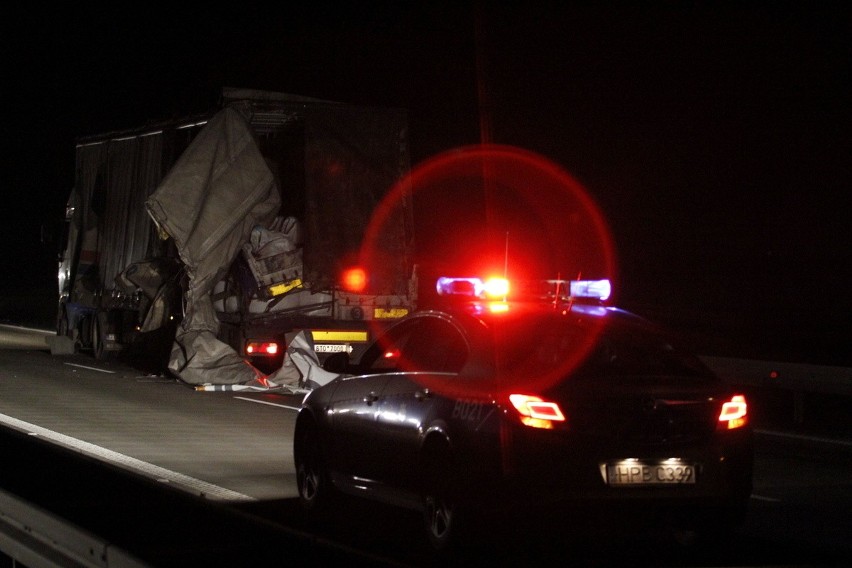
[718,394,748,430]
[341,267,367,293]
[245,341,280,356]
[509,394,566,429]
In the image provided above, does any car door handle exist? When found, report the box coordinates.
[415,388,431,401]
[363,392,380,404]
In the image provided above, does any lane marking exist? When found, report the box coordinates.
[233,396,302,411]
[751,494,782,502]
[755,429,852,448]
[0,324,54,334]
[0,412,255,502]
[64,362,116,374]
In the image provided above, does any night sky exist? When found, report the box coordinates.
[2,3,850,364]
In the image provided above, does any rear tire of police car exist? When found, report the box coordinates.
[294,416,336,519]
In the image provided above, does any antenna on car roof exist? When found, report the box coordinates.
[503,231,509,278]
[503,232,509,301]
[553,272,562,308]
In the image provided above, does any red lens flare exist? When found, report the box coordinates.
[363,144,616,288]
[359,145,618,395]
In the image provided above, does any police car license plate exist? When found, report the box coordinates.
[604,461,696,485]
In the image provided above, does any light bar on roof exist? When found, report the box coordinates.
[438,276,612,302]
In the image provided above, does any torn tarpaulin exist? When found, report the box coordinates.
[146,106,281,386]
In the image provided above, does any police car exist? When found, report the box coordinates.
[293,276,753,552]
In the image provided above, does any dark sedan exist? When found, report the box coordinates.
[293,278,753,552]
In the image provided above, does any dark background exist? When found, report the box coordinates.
[2,2,850,364]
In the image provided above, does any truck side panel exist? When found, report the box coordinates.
[303,105,412,296]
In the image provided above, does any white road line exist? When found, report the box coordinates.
[63,362,116,374]
[751,494,782,502]
[233,396,302,411]
[0,412,255,503]
[0,324,54,334]
[756,429,852,448]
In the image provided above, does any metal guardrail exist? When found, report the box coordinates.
[701,355,852,428]
[701,356,852,396]
[0,488,148,568]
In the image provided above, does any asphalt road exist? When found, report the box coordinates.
[0,326,849,567]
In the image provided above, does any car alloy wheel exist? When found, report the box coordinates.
[297,460,321,505]
[420,438,460,552]
[424,493,455,550]
[295,421,332,515]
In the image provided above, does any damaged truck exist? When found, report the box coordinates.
[53,88,417,386]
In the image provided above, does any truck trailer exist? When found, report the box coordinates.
[54,88,417,385]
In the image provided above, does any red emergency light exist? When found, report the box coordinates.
[341,266,368,293]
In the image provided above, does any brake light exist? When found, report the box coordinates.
[509,394,566,429]
[718,395,748,430]
[245,341,280,356]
